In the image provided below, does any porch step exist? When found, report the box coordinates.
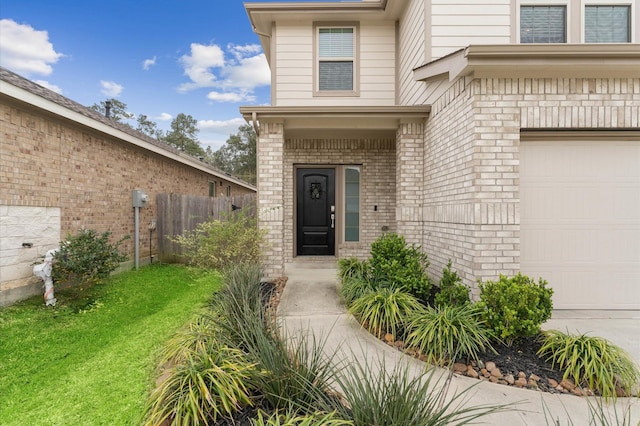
[285,258,337,280]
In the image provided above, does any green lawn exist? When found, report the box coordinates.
[0,264,221,426]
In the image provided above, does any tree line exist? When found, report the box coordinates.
[90,99,256,185]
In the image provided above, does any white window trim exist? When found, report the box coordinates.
[517,1,572,43]
[343,165,361,243]
[581,1,635,43]
[313,22,360,97]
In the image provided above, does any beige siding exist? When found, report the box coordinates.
[398,0,429,105]
[430,0,511,60]
[274,21,395,106]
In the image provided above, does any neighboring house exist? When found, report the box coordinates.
[0,67,256,306]
[241,0,640,309]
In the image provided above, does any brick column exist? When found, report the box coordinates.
[257,120,285,279]
[395,119,425,246]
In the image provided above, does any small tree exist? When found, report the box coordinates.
[53,229,128,286]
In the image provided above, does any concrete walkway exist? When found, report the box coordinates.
[278,260,640,425]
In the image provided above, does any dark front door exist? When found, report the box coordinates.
[296,168,335,256]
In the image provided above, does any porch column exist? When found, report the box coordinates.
[257,120,285,279]
[395,119,425,246]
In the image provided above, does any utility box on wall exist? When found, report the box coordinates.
[132,189,149,208]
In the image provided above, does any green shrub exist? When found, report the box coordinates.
[538,330,640,399]
[434,260,470,308]
[335,357,511,426]
[477,273,553,345]
[349,287,422,339]
[369,233,432,303]
[172,210,265,270]
[143,344,255,425]
[405,305,495,366]
[337,257,369,281]
[53,229,128,286]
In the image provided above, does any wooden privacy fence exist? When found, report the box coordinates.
[156,193,257,263]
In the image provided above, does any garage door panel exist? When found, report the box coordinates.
[521,139,640,310]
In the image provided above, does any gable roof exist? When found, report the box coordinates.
[0,67,256,191]
[245,0,406,62]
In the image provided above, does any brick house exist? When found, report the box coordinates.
[0,67,256,306]
[241,0,640,309]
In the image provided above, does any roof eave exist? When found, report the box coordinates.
[414,44,640,82]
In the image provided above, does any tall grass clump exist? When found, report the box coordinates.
[335,357,511,426]
[337,257,369,281]
[212,263,342,415]
[538,330,640,399]
[349,287,423,339]
[253,410,353,426]
[143,343,255,425]
[405,305,495,367]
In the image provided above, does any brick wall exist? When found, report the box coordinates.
[284,138,396,264]
[0,98,254,304]
[256,127,397,279]
[423,76,640,297]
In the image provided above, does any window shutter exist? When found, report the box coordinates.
[585,6,630,43]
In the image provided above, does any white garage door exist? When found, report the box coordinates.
[520,138,640,310]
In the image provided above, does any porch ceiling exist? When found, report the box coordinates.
[239,105,431,139]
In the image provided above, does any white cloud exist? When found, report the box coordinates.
[198,117,246,133]
[177,43,225,92]
[0,19,63,76]
[177,42,270,102]
[142,56,156,70]
[198,118,248,151]
[206,91,247,103]
[220,53,270,91]
[227,43,262,61]
[100,80,123,97]
[155,112,173,121]
[33,80,63,94]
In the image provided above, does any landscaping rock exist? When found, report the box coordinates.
[515,378,527,388]
[466,366,479,379]
[505,374,515,385]
[490,367,503,378]
[560,378,576,391]
[453,363,467,374]
[485,361,496,372]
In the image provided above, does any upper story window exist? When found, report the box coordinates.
[520,5,567,43]
[585,5,631,42]
[315,24,358,95]
[208,180,216,197]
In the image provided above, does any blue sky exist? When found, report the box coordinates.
[0,1,289,150]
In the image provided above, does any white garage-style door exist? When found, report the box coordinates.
[520,136,640,310]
